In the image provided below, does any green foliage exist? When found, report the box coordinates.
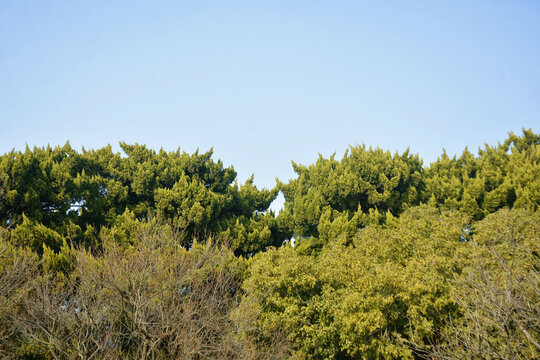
[424,129,540,219]
[278,147,424,240]
[99,209,148,248]
[244,206,469,359]
[0,143,279,254]
[41,239,76,276]
[1,130,539,359]
[10,215,64,254]
[0,144,80,230]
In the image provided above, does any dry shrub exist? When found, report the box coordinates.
[425,209,540,360]
[5,225,288,359]
[0,229,40,359]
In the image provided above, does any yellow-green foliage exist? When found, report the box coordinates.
[0,143,280,254]
[10,215,64,254]
[218,211,286,255]
[1,130,539,359]
[42,240,75,273]
[278,146,424,239]
[425,129,539,219]
[244,205,469,359]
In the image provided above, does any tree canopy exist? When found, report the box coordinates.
[1,129,538,359]
[0,143,280,254]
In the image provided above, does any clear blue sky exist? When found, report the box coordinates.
[1,1,539,210]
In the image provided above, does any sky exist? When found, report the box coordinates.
[1,1,539,211]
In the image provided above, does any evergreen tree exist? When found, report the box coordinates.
[424,129,539,219]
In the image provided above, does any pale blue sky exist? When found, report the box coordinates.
[1,1,539,210]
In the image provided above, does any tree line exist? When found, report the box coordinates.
[0,129,538,359]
